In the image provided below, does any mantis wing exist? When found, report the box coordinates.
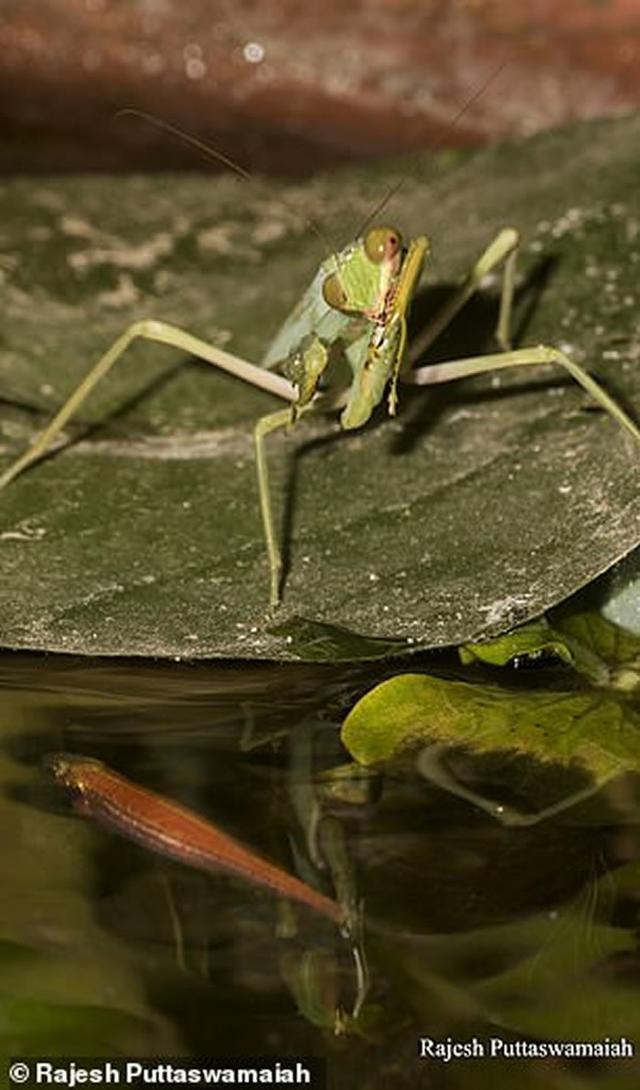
[261,264,352,371]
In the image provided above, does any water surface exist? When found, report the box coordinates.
[2,651,640,1089]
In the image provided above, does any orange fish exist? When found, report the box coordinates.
[48,754,343,927]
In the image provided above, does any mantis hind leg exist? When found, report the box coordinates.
[0,318,295,491]
[405,344,640,444]
[407,227,519,369]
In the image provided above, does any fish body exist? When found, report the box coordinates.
[48,754,343,926]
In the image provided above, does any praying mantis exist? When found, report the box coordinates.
[1,206,639,610]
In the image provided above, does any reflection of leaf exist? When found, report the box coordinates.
[0,744,183,1055]
[2,116,640,659]
[1,993,155,1056]
[372,859,640,1044]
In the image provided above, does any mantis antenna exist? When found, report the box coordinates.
[117,108,340,261]
[115,108,255,181]
[355,60,509,238]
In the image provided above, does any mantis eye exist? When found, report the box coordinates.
[322,272,349,311]
[364,226,402,263]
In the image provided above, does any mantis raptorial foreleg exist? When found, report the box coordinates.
[406,227,519,368]
[405,345,640,442]
[0,318,296,492]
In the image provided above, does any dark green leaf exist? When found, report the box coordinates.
[2,116,640,658]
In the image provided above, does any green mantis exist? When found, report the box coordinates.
[0,213,639,609]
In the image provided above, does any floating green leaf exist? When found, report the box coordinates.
[341,671,640,784]
[342,607,640,817]
[459,618,577,670]
[461,607,640,691]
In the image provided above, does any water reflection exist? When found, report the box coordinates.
[2,651,640,1086]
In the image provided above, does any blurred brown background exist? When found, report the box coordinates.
[1,0,640,175]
